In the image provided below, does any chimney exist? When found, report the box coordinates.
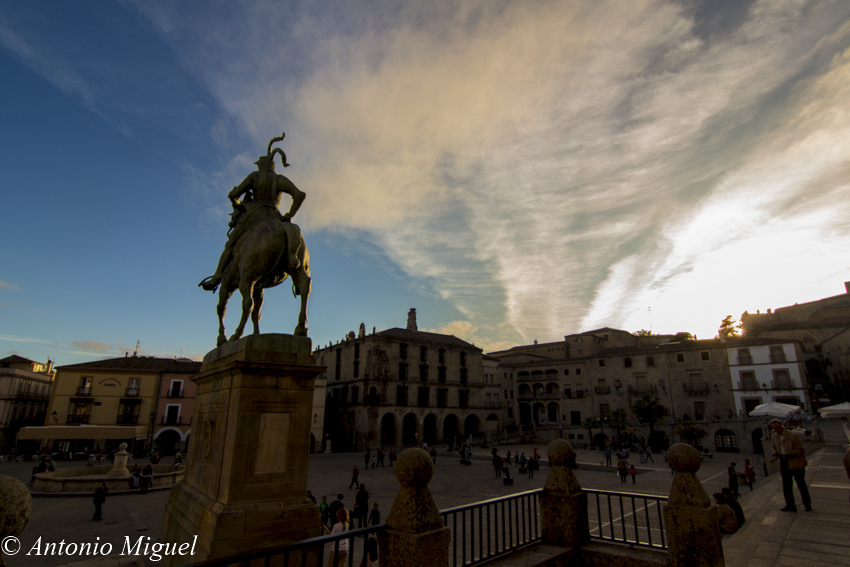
[407,308,417,331]
[845,281,850,294]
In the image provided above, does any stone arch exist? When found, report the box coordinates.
[533,382,545,396]
[533,402,545,424]
[381,412,397,446]
[423,413,438,445]
[546,382,559,394]
[518,383,531,396]
[484,413,499,435]
[714,428,739,452]
[519,403,532,426]
[751,428,765,456]
[464,414,480,438]
[547,402,559,423]
[443,414,459,446]
[402,412,418,446]
[153,429,181,455]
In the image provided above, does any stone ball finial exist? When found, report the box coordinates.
[118,442,128,451]
[395,448,434,488]
[0,475,32,540]
[547,439,575,466]
[667,443,702,474]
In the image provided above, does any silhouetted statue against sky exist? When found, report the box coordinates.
[199,132,311,345]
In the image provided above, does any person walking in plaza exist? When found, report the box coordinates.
[369,503,381,526]
[92,482,108,521]
[617,457,628,483]
[645,444,654,463]
[604,446,612,466]
[320,495,330,528]
[355,484,370,527]
[140,463,153,494]
[639,445,646,463]
[349,464,360,489]
[527,456,538,479]
[491,448,502,478]
[769,419,812,512]
[328,494,345,528]
[377,448,385,467]
[628,464,637,484]
[744,459,756,491]
[389,449,397,468]
[364,449,371,469]
[324,507,350,567]
[727,462,739,498]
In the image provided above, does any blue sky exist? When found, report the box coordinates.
[2,0,850,366]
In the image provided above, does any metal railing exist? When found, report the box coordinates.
[182,523,382,567]
[585,489,667,549]
[181,488,667,567]
[441,489,541,567]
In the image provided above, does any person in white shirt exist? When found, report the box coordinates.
[324,507,350,567]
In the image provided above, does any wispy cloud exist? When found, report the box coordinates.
[69,341,131,355]
[137,0,850,344]
[0,281,19,291]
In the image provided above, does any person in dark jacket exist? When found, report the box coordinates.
[355,485,370,528]
[328,493,345,528]
[92,483,108,521]
[369,503,381,526]
[721,487,745,528]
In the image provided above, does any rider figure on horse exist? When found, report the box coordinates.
[199,133,306,292]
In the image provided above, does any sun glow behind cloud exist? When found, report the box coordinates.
[134,0,850,346]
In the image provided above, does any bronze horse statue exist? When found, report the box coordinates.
[215,219,311,346]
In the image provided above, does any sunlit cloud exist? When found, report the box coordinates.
[0,281,19,290]
[131,0,850,348]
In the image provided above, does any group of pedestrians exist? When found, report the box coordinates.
[715,418,815,537]
[491,447,542,481]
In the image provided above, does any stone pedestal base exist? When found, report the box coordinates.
[378,527,451,567]
[160,334,324,566]
[663,505,725,567]
[540,490,589,547]
[162,480,320,563]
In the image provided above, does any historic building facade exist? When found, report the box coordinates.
[489,329,807,454]
[0,355,54,452]
[313,309,507,451]
[46,354,200,453]
[741,281,850,406]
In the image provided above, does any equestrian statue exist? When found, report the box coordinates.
[199,132,311,346]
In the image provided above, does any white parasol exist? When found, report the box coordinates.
[818,401,850,418]
[748,401,801,418]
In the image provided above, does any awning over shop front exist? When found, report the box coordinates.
[16,425,147,440]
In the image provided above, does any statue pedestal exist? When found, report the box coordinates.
[161,334,323,566]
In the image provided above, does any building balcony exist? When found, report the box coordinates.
[769,353,787,363]
[125,387,140,397]
[737,381,760,392]
[117,415,139,425]
[627,384,657,395]
[161,416,188,426]
[595,386,610,395]
[736,356,754,365]
[66,415,90,424]
[166,390,183,398]
[683,383,709,396]
[76,387,92,396]
[15,390,50,402]
[540,392,561,400]
[517,393,533,401]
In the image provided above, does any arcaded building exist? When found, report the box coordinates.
[313,309,507,451]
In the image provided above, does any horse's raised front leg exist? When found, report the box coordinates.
[230,278,254,342]
[216,278,236,347]
[251,286,264,336]
[293,269,311,337]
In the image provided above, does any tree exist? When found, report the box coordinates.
[632,394,666,435]
[671,332,695,342]
[605,411,628,435]
[719,315,742,338]
[633,329,653,337]
[582,417,599,448]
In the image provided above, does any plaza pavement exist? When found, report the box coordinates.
[1,443,848,567]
